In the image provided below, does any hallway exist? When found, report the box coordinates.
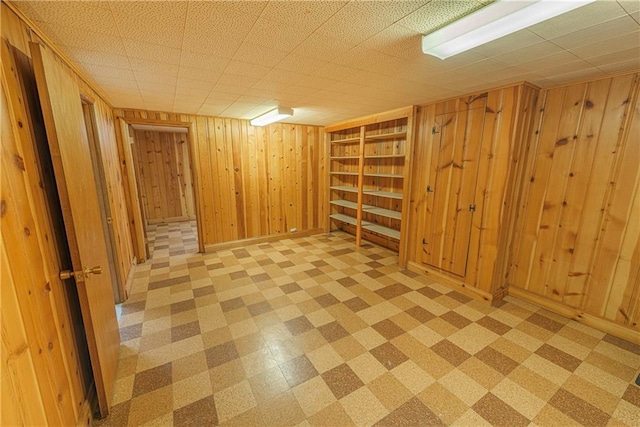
[101,223,640,426]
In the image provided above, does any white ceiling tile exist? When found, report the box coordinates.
[216,74,259,89]
[233,43,289,68]
[92,76,139,91]
[25,1,119,37]
[212,82,248,96]
[276,54,330,75]
[549,15,640,50]
[179,50,230,73]
[598,57,640,74]
[259,1,348,29]
[492,42,566,67]
[177,67,221,83]
[184,1,257,35]
[618,0,640,14]
[400,1,486,34]
[36,21,126,55]
[546,68,607,86]
[130,58,179,77]
[584,47,640,67]
[206,92,240,103]
[122,39,181,65]
[224,60,272,80]
[198,104,228,116]
[292,33,354,62]
[475,29,545,58]
[243,19,313,52]
[136,81,176,95]
[110,1,187,49]
[69,47,131,69]
[351,0,430,22]
[79,63,135,81]
[571,31,640,60]
[528,1,628,40]
[315,3,394,44]
[358,24,422,60]
[181,30,242,58]
[173,101,205,113]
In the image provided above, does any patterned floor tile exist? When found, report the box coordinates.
[94,221,640,426]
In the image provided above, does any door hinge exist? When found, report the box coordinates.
[432,126,438,135]
[426,185,433,193]
[469,204,476,212]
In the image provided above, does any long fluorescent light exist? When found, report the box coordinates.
[250,107,293,126]
[422,0,596,59]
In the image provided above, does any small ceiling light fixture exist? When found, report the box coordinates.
[250,107,293,126]
[422,0,595,59]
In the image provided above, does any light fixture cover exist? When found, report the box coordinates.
[422,0,596,59]
[250,107,293,126]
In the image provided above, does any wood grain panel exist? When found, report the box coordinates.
[508,73,640,334]
[134,129,195,223]
[408,85,537,302]
[116,108,325,246]
[1,43,88,425]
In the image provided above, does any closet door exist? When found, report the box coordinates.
[422,105,484,277]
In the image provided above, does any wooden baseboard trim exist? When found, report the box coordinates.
[204,228,324,253]
[407,261,495,304]
[508,286,640,343]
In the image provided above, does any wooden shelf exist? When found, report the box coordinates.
[364,173,403,178]
[330,186,358,194]
[364,154,405,159]
[331,199,358,210]
[330,213,358,226]
[330,136,360,144]
[362,205,401,220]
[363,189,403,200]
[330,171,358,176]
[365,131,407,141]
[327,112,411,254]
[362,223,400,240]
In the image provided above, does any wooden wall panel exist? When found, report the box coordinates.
[407,84,537,301]
[508,73,640,335]
[0,3,134,289]
[115,108,326,247]
[1,3,133,423]
[134,130,195,223]
[1,56,88,425]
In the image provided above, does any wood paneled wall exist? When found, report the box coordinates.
[508,73,640,338]
[115,109,327,247]
[134,130,195,223]
[1,3,134,424]
[406,84,538,301]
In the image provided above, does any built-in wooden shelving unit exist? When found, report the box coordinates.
[326,106,414,259]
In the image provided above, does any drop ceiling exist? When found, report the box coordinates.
[11,0,640,125]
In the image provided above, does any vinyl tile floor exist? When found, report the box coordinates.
[96,221,640,426]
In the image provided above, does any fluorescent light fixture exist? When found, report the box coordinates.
[422,0,595,59]
[250,107,293,126]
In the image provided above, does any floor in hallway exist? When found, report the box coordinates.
[98,221,640,426]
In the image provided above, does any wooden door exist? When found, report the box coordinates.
[31,42,119,417]
[422,106,484,277]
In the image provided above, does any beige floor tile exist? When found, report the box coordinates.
[491,377,546,420]
[292,376,338,417]
[340,387,388,426]
[100,225,639,427]
[214,380,257,423]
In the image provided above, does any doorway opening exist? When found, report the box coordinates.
[127,123,200,259]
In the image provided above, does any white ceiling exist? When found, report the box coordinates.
[12,0,640,125]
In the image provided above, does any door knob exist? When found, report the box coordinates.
[59,265,102,280]
[84,266,103,276]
